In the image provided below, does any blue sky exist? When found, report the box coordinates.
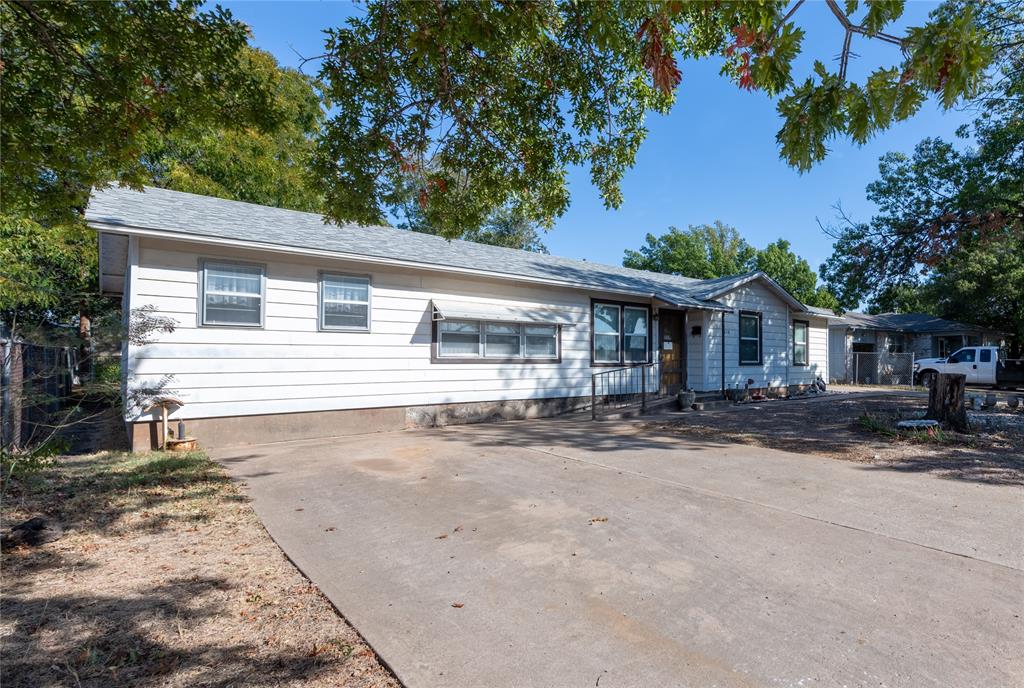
[219,0,974,275]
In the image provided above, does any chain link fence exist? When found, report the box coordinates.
[839,351,917,387]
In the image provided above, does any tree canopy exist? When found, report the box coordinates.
[1,0,282,221]
[752,239,840,310]
[142,49,326,213]
[311,0,992,237]
[395,180,548,252]
[623,224,838,309]
[820,0,1022,345]
[0,2,294,326]
[623,223,755,279]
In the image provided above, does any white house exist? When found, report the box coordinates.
[87,186,830,450]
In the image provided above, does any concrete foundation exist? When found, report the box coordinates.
[129,395,589,451]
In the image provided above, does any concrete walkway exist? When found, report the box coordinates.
[211,416,1023,688]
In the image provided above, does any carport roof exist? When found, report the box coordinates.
[836,312,996,333]
[87,185,817,313]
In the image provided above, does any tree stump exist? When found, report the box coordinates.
[925,373,969,432]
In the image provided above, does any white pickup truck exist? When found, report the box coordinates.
[914,346,1024,389]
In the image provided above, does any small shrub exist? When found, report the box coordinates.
[94,359,122,386]
[1,437,70,496]
[857,413,895,437]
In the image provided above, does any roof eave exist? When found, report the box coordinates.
[89,220,704,306]
[701,270,809,312]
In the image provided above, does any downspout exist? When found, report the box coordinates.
[785,305,790,390]
[721,310,726,395]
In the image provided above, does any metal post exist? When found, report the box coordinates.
[641,364,647,412]
[911,352,915,390]
[855,353,859,386]
[1,335,11,450]
[591,374,596,421]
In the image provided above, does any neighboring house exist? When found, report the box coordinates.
[87,186,831,449]
[828,312,1004,384]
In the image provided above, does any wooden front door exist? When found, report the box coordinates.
[659,310,686,395]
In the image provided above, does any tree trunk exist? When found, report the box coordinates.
[925,373,969,432]
[77,308,91,380]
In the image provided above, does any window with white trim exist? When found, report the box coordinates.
[592,302,650,365]
[792,320,808,366]
[320,273,370,331]
[593,303,621,363]
[436,320,558,360]
[201,260,264,327]
[739,311,761,365]
[623,307,649,363]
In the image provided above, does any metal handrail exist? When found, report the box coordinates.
[591,362,660,419]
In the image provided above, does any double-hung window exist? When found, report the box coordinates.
[592,301,650,365]
[436,320,559,361]
[739,311,762,365]
[201,260,265,327]
[320,273,370,331]
[792,320,808,366]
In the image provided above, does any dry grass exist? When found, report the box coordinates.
[647,394,1024,486]
[1,450,400,688]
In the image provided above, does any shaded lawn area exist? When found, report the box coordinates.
[647,394,1024,486]
[1,451,399,688]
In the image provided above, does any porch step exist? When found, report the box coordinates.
[691,399,735,411]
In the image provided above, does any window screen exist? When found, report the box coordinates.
[623,307,649,363]
[591,302,649,365]
[793,321,808,366]
[438,320,481,357]
[739,312,761,364]
[438,320,558,360]
[593,303,621,363]
[320,274,370,330]
[202,261,264,326]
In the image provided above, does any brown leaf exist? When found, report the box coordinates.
[451,602,464,608]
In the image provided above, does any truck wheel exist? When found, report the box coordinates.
[919,371,937,389]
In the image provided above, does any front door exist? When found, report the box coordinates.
[659,310,686,395]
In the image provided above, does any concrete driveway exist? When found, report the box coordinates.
[211,416,1023,688]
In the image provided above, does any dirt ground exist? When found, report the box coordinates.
[0,451,400,688]
[647,393,1024,486]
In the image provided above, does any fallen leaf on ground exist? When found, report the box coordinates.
[451,602,464,608]
[435,533,448,539]
[588,517,608,525]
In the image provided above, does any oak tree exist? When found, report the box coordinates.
[311,0,992,236]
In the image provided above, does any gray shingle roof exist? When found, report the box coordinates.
[86,185,781,311]
[837,312,993,333]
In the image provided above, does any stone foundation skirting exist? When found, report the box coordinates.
[128,395,590,451]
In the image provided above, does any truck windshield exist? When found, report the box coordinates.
[949,349,976,363]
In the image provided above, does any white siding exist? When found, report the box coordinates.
[126,237,647,422]
[126,237,834,418]
[698,282,827,392]
[684,310,704,389]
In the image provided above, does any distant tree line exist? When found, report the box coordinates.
[623,222,840,310]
